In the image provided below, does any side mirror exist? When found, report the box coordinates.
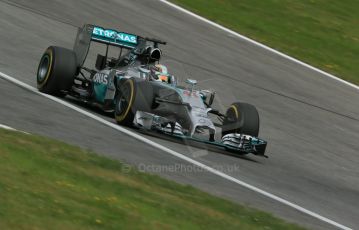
[186,79,197,85]
[200,90,216,106]
[208,91,215,106]
[186,79,197,92]
[95,54,106,70]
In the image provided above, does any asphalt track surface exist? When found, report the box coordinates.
[0,1,358,229]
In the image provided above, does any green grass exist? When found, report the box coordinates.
[171,0,359,84]
[0,129,305,229]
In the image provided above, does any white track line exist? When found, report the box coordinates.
[0,124,18,131]
[159,0,359,91]
[0,123,29,134]
[0,72,352,230]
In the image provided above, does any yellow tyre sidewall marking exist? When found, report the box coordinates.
[230,105,239,119]
[38,48,53,88]
[116,79,135,122]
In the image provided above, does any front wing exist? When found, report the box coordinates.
[133,111,268,157]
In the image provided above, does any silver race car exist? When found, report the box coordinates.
[36,24,267,157]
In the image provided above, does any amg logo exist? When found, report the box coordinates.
[93,73,108,84]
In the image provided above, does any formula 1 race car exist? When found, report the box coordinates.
[36,24,267,157]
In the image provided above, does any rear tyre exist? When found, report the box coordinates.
[115,78,153,126]
[37,46,77,96]
[221,102,259,137]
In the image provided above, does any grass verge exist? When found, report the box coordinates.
[0,129,305,229]
[170,0,359,85]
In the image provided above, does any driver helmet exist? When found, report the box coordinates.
[150,64,170,83]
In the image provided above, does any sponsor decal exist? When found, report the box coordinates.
[93,73,108,85]
[93,26,137,44]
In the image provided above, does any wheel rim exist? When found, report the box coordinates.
[222,105,241,137]
[116,82,131,116]
[38,54,50,83]
[226,106,239,122]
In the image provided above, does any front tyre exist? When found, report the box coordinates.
[222,102,260,137]
[115,78,137,126]
[37,46,77,96]
[115,78,154,126]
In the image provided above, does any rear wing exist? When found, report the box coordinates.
[91,26,138,49]
[73,24,140,66]
[73,24,167,67]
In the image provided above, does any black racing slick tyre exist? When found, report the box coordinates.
[221,102,260,137]
[115,78,153,126]
[37,46,77,96]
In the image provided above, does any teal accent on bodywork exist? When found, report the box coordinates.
[92,26,137,48]
[93,82,107,103]
[93,75,123,104]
